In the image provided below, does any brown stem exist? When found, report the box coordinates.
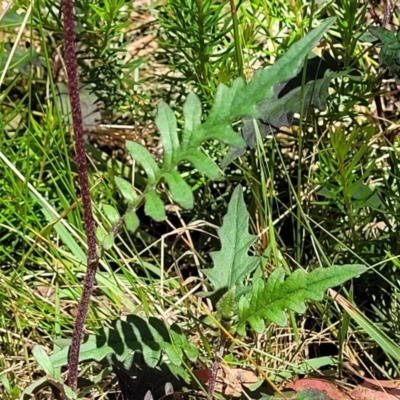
[207,332,226,396]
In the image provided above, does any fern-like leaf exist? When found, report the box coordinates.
[49,315,198,369]
[237,265,366,334]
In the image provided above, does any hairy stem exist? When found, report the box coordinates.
[62,0,99,391]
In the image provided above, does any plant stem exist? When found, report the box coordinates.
[338,160,357,249]
[62,0,99,391]
[229,0,244,78]
[195,0,208,88]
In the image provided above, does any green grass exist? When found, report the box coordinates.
[2,0,400,398]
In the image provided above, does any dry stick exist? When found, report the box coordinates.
[207,332,226,396]
[62,0,100,391]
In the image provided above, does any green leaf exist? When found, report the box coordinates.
[95,227,106,243]
[1,44,42,74]
[349,182,383,209]
[183,342,199,362]
[0,11,25,28]
[102,234,114,250]
[56,83,101,131]
[22,377,76,400]
[156,102,179,168]
[181,92,202,149]
[184,149,220,179]
[204,18,335,129]
[164,343,183,366]
[203,185,259,299]
[34,195,86,263]
[168,324,199,363]
[248,69,336,140]
[103,204,120,226]
[32,345,55,377]
[49,335,116,368]
[144,191,165,221]
[236,18,336,117]
[115,177,136,204]
[63,385,78,400]
[222,42,339,165]
[164,170,194,209]
[237,264,367,335]
[125,210,139,232]
[126,141,160,183]
[48,315,198,370]
[204,124,245,147]
[369,27,400,78]
[207,79,246,127]
[53,339,71,349]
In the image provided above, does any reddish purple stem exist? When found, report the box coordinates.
[61,0,99,391]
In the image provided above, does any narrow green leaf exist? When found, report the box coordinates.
[115,177,136,204]
[125,210,139,232]
[203,185,259,298]
[336,289,400,363]
[32,345,55,377]
[103,204,120,226]
[156,102,179,168]
[237,296,249,335]
[144,191,165,221]
[126,141,160,183]
[184,150,220,179]
[34,196,86,263]
[164,170,194,209]
[182,92,202,149]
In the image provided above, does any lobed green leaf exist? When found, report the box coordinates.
[203,185,259,299]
